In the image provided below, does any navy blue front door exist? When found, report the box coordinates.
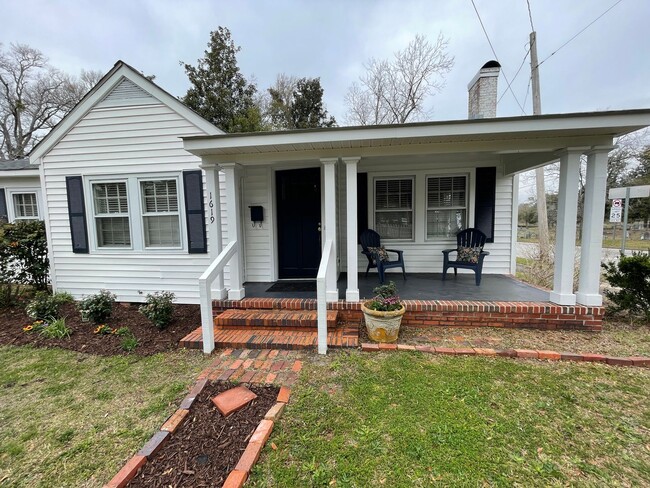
[276,168,321,279]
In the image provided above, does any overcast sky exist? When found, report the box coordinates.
[1,0,649,198]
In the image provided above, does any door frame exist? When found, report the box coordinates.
[271,163,325,281]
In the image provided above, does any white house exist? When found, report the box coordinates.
[25,59,650,354]
[0,158,43,223]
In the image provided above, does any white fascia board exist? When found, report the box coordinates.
[30,63,221,163]
[183,110,650,156]
[0,169,40,178]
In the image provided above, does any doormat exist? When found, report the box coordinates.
[266,281,317,293]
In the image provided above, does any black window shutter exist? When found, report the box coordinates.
[65,176,89,253]
[183,170,207,254]
[0,188,7,223]
[357,172,368,242]
[474,167,496,243]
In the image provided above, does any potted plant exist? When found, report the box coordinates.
[361,281,406,343]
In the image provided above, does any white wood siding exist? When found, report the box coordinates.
[242,166,273,282]
[43,101,220,304]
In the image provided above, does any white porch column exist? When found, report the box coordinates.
[221,163,245,300]
[321,158,338,302]
[576,146,611,306]
[550,148,584,305]
[343,157,360,302]
[200,163,226,299]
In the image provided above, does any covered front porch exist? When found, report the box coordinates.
[183,109,650,354]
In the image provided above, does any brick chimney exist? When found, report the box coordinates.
[468,60,501,119]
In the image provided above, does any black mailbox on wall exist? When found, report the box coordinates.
[249,205,264,226]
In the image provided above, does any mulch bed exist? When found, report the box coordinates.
[130,382,279,487]
[0,302,200,356]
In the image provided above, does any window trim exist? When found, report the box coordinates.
[6,188,42,222]
[372,176,415,241]
[138,177,183,250]
[91,179,133,250]
[425,173,470,240]
[84,173,188,254]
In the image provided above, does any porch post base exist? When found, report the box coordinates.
[211,288,227,300]
[549,291,576,306]
[228,288,246,301]
[345,289,360,302]
[575,292,603,307]
[326,290,339,302]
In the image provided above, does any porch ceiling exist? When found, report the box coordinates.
[184,109,650,174]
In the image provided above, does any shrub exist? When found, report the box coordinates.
[39,317,72,339]
[0,221,49,301]
[139,291,175,330]
[116,327,138,352]
[25,291,74,320]
[78,290,116,324]
[602,252,650,321]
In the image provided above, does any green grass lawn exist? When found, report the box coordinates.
[0,346,210,488]
[250,351,650,487]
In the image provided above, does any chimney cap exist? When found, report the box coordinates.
[481,60,501,69]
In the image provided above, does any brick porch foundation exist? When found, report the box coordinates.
[214,298,604,332]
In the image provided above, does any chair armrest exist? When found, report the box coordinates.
[480,251,490,256]
[385,248,404,256]
[442,248,457,254]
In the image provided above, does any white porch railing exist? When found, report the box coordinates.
[198,240,238,354]
[316,239,336,355]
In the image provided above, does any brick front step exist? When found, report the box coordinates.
[214,309,338,329]
[212,298,603,332]
[180,324,359,351]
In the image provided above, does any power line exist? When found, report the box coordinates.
[470,0,526,113]
[497,45,531,105]
[537,0,625,68]
[525,0,535,31]
[521,76,532,115]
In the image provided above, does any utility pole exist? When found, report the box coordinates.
[530,31,550,257]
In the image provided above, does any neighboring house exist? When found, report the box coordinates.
[25,59,650,354]
[0,158,43,223]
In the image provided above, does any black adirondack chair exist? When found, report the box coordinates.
[442,228,490,286]
[360,229,407,284]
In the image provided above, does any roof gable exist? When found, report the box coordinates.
[30,61,222,162]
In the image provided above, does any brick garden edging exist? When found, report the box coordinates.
[104,350,296,488]
[360,343,650,368]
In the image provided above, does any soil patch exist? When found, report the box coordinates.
[0,302,200,356]
[130,382,279,487]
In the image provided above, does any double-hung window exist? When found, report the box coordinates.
[140,179,181,248]
[426,175,468,238]
[374,178,413,239]
[12,193,39,220]
[92,182,131,248]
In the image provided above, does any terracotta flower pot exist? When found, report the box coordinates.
[361,303,406,343]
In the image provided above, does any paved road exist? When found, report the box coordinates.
[517,242,646,262]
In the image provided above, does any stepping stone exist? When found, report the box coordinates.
[212,386,258,417]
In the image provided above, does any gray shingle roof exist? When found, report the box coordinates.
[0,158,34,171]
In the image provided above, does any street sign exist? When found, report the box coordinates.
[609,185,650,199]
[612,198,622,208]
[609,207,622,223]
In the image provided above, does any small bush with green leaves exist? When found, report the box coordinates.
[139,291,175,330]
[25,291,74,320]
[602,251,650,321]
[78,290,116,324]
[39,317,72,339]
[116,327,138,352]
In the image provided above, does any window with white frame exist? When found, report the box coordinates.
[426,175,468,238]
[374,178,413,239]
[140,179,181,248]
[12,192,39,220]
[92,181,131,247]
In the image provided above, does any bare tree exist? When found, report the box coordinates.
[0,44,102,160]
[344,34,454,125]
